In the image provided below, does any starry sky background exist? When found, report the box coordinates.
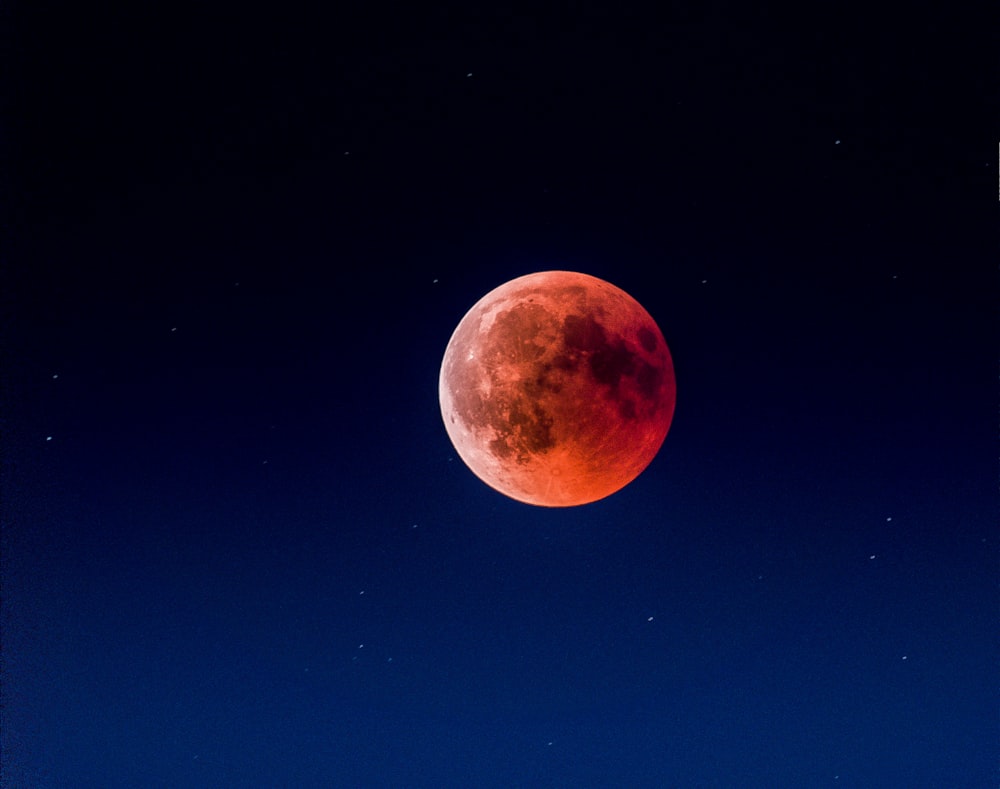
[3,3,996,787]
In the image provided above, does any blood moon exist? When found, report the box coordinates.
[439,270,675,507]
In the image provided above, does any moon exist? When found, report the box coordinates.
[439,270,676,507]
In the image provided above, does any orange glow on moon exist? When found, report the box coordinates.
[439,270,676,506]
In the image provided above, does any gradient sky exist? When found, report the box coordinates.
[4,3,996,787]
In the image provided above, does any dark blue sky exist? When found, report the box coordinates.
[3,3,996,787]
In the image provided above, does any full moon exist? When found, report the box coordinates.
[439,271,676,506]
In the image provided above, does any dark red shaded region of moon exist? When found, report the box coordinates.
[439,271,676,506]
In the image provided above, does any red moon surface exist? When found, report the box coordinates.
[439,271,676,506]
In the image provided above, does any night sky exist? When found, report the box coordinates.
[3,3,996,787]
